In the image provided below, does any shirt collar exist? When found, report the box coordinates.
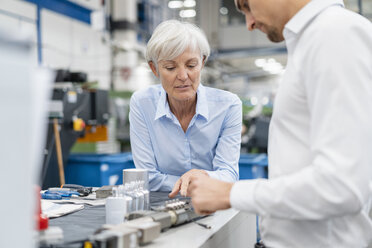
[154,83,209,121]
[284,0,344,38]
[155,86,171,120]
[196,83,209,121]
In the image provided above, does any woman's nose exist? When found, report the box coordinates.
[177,68,188,81]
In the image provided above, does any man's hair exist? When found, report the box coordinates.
[146,20,210,69]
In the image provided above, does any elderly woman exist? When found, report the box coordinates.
[129,20,242,196]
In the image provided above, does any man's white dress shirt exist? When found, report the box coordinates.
[230,0,372,247]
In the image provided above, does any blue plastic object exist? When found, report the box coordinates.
[40,190,79,200]
[41,191,62,200]
[65,153,135,187]
[239,153,268,179]
[65,152,266,186]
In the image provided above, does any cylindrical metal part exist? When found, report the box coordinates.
[150,212,172,230]
[123,169,149,190]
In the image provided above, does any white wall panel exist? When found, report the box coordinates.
[0,0,36,20]
[41,9,111,89]
[0,0,37,61]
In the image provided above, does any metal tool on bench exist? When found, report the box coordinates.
[62,184,93,196]
[88,199,206,247]
[41,189,80,200]
[90,214,161,247]
[126,199,201,230]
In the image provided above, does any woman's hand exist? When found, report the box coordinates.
[168,169,209,197]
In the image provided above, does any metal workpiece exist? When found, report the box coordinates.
[127,211,172,231]
[96,185,115,199]
[98,216,160,246]
[125,221,161,245]
[171,208,199,226]
[104,216,161,245]
[127,211,157,220]
[92,229,138,248]
[92,194,203,247]
[168,210,178,226]
[128,199,200,228]
[123,169,149,190]
[149,212,173,230]
[164,199,188,210]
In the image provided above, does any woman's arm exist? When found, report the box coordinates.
[208,96,242,182]
[129,93,180,191]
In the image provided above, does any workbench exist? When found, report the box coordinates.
[47,192,256,248]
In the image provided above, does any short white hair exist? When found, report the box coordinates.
[146,20,210,68]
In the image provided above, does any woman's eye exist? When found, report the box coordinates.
[165,67,175,71]
[188,65,196,68]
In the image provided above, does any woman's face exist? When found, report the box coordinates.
[150,47,204,104]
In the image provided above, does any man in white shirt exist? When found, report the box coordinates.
[188,0,372,247]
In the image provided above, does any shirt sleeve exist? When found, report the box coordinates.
[207,96,242,182]
[231,23,372,219]
[129,94,179,192]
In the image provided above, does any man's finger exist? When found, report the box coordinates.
[168,178,182,198]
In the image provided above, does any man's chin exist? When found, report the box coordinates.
[267,33,284,43]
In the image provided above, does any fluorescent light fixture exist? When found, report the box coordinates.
[183,0,196,8]
[219,7,228,15]
[250,97,258,106]
[179,9,196,18]
[168,0,183,9]
[255,58,284,74]
[255,58,266,67]
[262,97,269,105]
[263,62,283,74]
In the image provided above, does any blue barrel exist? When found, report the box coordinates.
[239,153,268,179]
[65,153,135,187]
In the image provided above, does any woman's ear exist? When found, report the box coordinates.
[148,61,159,77]
[202,56,206,68]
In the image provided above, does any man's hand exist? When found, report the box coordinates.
[188,176,233,215]
[168,169,209,198]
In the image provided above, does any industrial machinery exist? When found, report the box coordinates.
[41,69,109,189]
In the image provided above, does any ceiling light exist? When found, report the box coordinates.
[168,0,183,9]
[179,9,196,18]
[183,0,196,8]
[250,97,258,106]
[255,58,266,68]
[219,7,228,15]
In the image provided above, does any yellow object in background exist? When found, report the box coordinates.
[83,241,93,248]
[73,118,85,131]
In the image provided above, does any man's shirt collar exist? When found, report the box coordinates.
[284,0,344,38]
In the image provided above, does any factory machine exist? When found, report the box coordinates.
[41,70,109,189]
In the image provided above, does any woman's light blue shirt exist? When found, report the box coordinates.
[129,84,242,191]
